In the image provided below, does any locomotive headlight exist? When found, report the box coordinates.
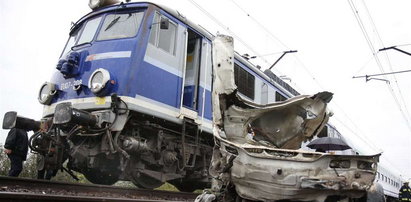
[38,82,57,105]
[89,0,101,9]
[89,0,121,10]
[89,68,111,95]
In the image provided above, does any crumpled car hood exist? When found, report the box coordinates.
[212,35,333,149]
[224,92,332,149]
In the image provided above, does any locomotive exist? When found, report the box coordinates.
[6,0,218,190]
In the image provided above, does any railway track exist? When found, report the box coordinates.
[0,176,198,201]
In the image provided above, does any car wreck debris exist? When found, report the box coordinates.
[195,35,380,202]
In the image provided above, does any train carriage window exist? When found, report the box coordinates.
[317,126,328,138]
[97,12,144,41]
[275,91,286,102]
[76,17,102,45]
[234,63,255,100]
[149,13,177,55]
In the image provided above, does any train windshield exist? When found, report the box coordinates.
[77,17,102,45]
[60,17,102,57]
[61,11,144,57]
[97,12,144,41]
[61,29,80,58]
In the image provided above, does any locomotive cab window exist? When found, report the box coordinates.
[61,28,80,58]
[61,17,100,57]
[149,13,177,55]
[234,63,255,100]
[97,12,144,41]
[76,17,102,45]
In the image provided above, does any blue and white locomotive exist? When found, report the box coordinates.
[35,0,217,190]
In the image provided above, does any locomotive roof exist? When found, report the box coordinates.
[72,1,297,98]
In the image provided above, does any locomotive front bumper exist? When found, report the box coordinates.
[51,100,128,132]
[215,138,380,201]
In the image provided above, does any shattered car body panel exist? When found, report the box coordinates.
[208,35,380,201]
[223,92,332,149]
[214,137,380,201]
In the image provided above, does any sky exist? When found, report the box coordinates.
[0,0,410,180]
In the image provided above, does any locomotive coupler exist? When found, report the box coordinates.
[53,102,98,126]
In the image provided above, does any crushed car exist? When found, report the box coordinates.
[196,35,380,202]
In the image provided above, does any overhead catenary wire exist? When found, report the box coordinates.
[186,0,308,94]
[348,0,411,132]
[332,114,382,153]
[361,0,411,123]
[226,0,324,93]
[228,0,290,50]
[226,0,346,101]
[227,0,322,100]
[187,0,271,66]
[356,0,411,125]
[353,55,374,75]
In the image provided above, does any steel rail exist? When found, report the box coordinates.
[0,176,197,201]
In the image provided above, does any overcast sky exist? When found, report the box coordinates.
[1,0,410,179]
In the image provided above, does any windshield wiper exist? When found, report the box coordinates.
[105,16,121,31]
[71,42,92,50]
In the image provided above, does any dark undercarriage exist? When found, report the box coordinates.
[30,105,214,191]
